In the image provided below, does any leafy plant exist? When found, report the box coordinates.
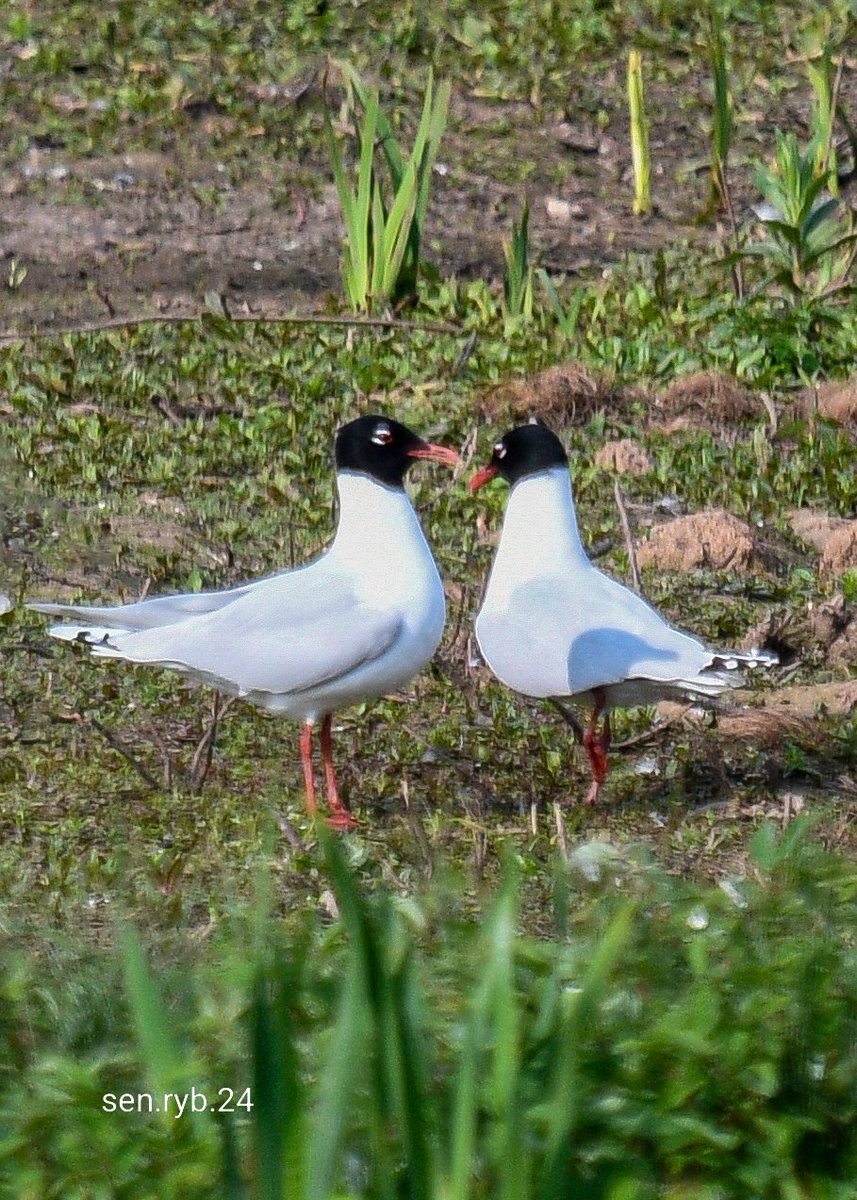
[502,200,534,322]
[741,130,857,303]
[324,64,449,314]
[538,269,587,341]
[627,50,652,216]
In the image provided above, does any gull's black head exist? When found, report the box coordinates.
[335,415,458,489]
[470,422,568,491]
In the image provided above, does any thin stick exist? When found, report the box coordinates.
[548,697,585,744]
[274,812,307,852]
[89,717,161,790]
[135,705,175,789]
[0,310,461,348]
[190,693,237,792]
[719,183,745,300]
[553,802,569,855]
[612,710,687,753]
[613,477,643,594]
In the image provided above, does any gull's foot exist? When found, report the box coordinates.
[583,780,601,806]
[326,807,360,831]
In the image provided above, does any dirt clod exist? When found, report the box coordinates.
[788,508,852,553]
[820,522,857,577]
[653,370,758,431]
[636,509,762,574]
[805,378,857,427]
[808,595,851,647]
[594,439,652,475]
[480,361,617,428]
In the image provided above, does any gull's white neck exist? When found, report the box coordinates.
[329,470,432,576]
[485,467,589,602]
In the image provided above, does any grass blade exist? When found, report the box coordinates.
[707,4,733,214]
[539,901,636,1195]
[121,926,185,1100]
[627,50,652,215]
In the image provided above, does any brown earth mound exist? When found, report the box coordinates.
[658,680,857,747]
[805,378,857,427]
[820,522,857,577]
[480,361,619,428]
[594,439,652,475]
[787,508,851,553]
[636,509,762,574]
[652,370,758,431]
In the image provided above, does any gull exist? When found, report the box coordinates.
[30,415,458,827]
[470,423,775,804]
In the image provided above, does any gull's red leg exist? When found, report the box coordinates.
[299,722,317,816]
[320,714,359,830]
[582,687,611,805]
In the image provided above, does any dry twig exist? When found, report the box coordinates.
[613,477,642,594]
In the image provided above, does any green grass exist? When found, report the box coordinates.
[3,823,857,1197]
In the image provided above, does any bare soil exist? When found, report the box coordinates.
[0,81,771,336]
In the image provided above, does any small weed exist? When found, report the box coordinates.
[502,199,534,323]
[325,64,449,313]
[739,130,857,305]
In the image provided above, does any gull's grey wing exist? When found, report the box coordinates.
[27,555,340,632]
[477,567,715,698]
[75,570,404,698]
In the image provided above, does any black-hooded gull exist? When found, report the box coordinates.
[470,423,775,804]
[30,415,458,827]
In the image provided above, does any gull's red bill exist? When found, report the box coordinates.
[469,464,500,492]
[407,443,459,468]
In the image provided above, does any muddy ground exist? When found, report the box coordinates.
[3,63,852,337]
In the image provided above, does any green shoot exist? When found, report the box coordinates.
[740,130,857,302]
[807,45,838,194]
[627,50,652,216]
[707,5,734,216]
[502,199,534,322]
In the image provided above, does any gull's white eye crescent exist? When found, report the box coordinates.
[494,441,507,459]
[371,423,394,446]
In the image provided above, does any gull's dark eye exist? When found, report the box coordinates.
[493,441,507,459]
[371,424,394,446]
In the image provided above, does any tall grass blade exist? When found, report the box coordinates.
[627,51,652,215]
[408,74,451,298]
[306,950,372,1200]
[447,867,529,1199]
[707,5,733,214]
[486,871,528,1200]
[252,957,308,1200]
[322,829,436,1200]
[121,926,186,1099]
[539,901,636,1196]
[503,200,533,320]
[378,159,419,301]
[353,90,380,310]
[324,104,360,308]
[219,1111,244,1200]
